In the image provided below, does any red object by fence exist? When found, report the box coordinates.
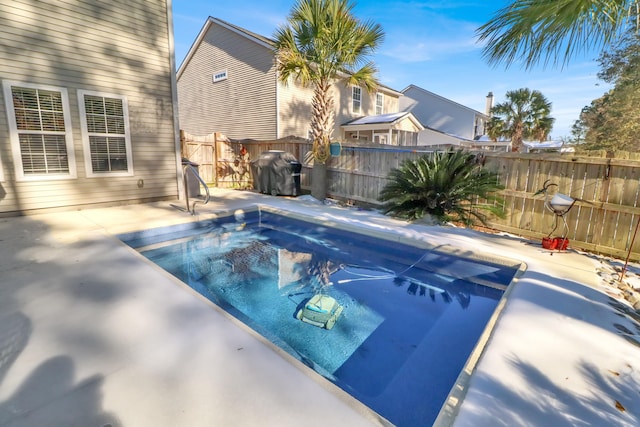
[542,237,569,250]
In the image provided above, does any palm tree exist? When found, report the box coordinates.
[273,0,384,200]
[378,150,505,226]
[490,88,554,152]
[477,0,636,69]
[532,116,555,142]
[486,116,505,141]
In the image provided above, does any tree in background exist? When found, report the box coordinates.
[273,0,384,200]
[378,150,505,226]
[531,114,555,142]
[574,33,640,151]
[490,88,555,152]
[486,116,505,142]
[568,115,588,144]
[477,1,640,152]
[574,94,614,149]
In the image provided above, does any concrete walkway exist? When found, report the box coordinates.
[0,189,639,426]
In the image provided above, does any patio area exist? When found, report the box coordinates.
[0,188,639,426]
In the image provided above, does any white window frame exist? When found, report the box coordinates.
[352,86,362,114]
[2,80,77,181]
[376,92,384,115]
[77,90,133,177]
[213,69,228,83]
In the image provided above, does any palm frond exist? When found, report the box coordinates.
[477,0,635,69]
[273,0,384,164]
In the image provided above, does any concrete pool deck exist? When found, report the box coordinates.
[0,188,639,426]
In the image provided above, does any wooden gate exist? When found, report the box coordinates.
[180,131,252,188]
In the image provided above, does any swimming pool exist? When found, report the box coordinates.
[120,208,520,426]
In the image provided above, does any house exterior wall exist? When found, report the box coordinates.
[417,129,464,147]
[177,21,278,139]
[335,85,400,139]
[277,79,314,139]
[378,90,399,115]
[393,118,421,132]
[400,85,485,140]
[0,0,178,215]
[278,81,401,142]
[178,18,403,145]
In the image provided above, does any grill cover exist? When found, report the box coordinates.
[250,150,301,196]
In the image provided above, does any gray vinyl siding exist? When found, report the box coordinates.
[417,129,465,146]
[177,22,278,140]
[400,86,481,140]
[0,0,178,215]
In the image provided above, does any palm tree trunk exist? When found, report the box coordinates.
[311,161,327,200]
[512,125,524,152]
[310,79,334,201]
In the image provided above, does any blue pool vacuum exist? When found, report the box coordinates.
[296,294,344,330]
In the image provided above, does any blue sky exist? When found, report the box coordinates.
[172,0,610,139]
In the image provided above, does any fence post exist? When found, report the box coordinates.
[213,133,220,187]
[591,161,611,250]
[180,129,186,159]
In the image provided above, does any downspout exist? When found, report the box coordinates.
[166,0,184,200]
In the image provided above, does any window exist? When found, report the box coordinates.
[2,81,76,180]
[352,86,361,114]
[213,69,228,82]
[376,92,384,115]
[78,90,133,176]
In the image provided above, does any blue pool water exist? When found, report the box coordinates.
[120,210,517,426]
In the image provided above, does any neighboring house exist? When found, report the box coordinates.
[399,84,493,147]
[177,17,421,144]
[0,1,181,216]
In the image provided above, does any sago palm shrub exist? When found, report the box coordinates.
[378,150,505,226]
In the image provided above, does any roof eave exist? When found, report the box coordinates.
[177,16,274,79]
[401,84,489,118]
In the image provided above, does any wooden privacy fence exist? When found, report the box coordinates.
[180,131,215,184]
[181,131,252,188]
[183,133,640,260]
[486,152,640,261]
